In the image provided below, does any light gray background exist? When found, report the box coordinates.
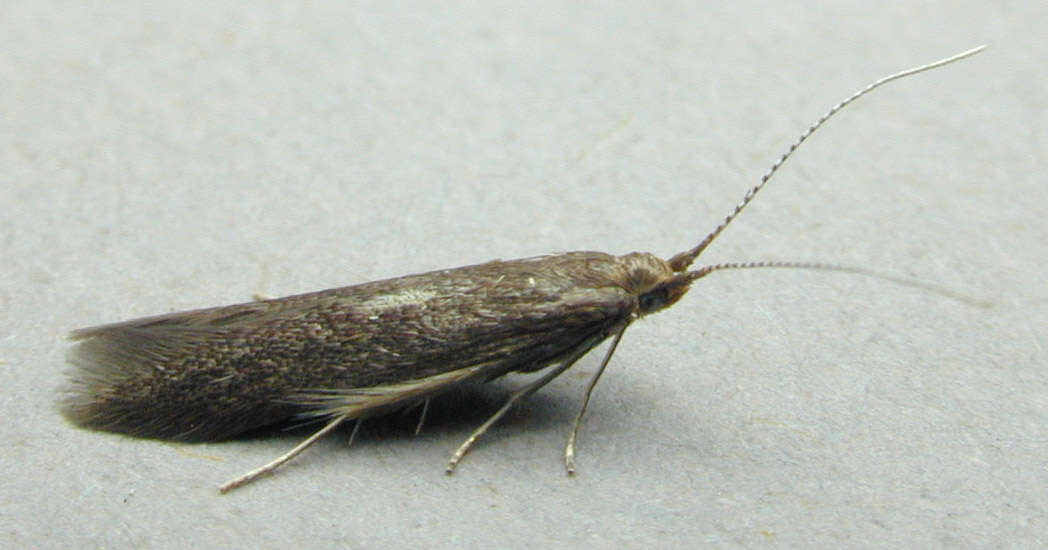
[3,2,1045,548]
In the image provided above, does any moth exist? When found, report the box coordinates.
[61,46,985,493]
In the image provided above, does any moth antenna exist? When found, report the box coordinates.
[668,45,987,272]
[686,261,992,308]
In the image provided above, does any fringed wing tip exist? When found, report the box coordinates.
[60,328,321,442]
[58,330,219,441]
[59,337,142,434]
[67,327,95,341]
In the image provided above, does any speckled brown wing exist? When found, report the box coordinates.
[62,252,638,441]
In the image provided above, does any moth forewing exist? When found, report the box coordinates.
[63,253,663,476]
[60,46,986,492]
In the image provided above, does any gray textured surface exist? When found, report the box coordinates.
[3,2,1045,548]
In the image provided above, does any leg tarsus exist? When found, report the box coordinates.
[218,413,349,493]
[564,324,627,475]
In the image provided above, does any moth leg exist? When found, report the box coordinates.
[565,323,628,474]
[414,399,431,436]
[252,292,276,301]
[445,327,622,474]
[445,357,581,473]
[347,418,363,446]
[218,412,350,493]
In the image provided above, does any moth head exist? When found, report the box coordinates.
[616,252,694,316]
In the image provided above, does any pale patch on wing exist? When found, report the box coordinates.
[289,364,488,420]
[358,288,440,313]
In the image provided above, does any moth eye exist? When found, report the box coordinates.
[637,288,668,313]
